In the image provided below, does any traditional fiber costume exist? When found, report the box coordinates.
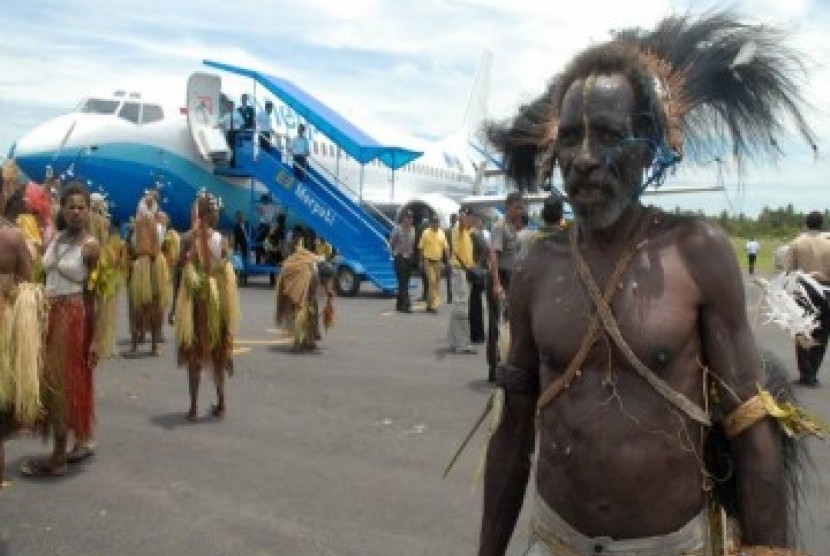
[40,232,98,439]
[129,212,170,345]
[274,245,335,350]
[87,201,122,360]
[162,228,181,272]
[0,276,47,435]
[484,12,820,556]
[175,229,239,377]
[15,213,42,260]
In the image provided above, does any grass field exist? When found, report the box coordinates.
[729,236,789,274]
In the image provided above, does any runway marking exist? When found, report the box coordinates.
[232,328,294,352]
[234,338,294,346]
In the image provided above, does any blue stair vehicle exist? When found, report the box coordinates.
[205,60,422,296]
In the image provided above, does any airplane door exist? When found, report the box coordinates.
[186,72,230,163]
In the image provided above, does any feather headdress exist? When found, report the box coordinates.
[488,11,818,192]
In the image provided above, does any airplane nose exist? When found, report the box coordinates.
[13,114,77,159]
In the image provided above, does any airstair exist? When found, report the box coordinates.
[198,60,422,295]
[227,141,398,294]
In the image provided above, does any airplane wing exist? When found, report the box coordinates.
[459,185,726,209]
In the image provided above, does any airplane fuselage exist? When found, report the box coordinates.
[11,89,481,232]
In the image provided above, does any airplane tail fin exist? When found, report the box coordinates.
[460,50,492,137]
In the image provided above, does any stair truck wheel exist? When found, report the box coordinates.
[335,265,361,297]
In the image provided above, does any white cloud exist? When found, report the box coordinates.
[0,0,827,212]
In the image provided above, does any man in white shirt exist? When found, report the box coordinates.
[745,237,760,275]
[291,124,310,180]
[218,97,244,167]
[256,101,276,156]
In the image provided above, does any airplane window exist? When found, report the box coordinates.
[118,102,141,124]
[313,141,319,155]
[79,99,120,115]
[142,104,164,124]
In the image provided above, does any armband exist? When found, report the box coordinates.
[723,387,827,439]
[723,395,766,438]
[495,364,539,395]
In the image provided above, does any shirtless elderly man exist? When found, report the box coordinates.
[480,13,817,556]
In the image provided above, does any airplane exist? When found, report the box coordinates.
[8,55,724,296]
[8,50,723,232]
[8,54,500,234]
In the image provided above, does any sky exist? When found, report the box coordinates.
[0,0,828,215]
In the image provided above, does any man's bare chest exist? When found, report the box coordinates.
[529,251,701,373]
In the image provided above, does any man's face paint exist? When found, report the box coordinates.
[556,73,646,231]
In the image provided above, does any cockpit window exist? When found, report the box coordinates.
[118,102,141,124]
[78,98,120,115]
[142,104,164,124]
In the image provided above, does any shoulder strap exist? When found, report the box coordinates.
[536,218,650,414]
[570,218,711,426]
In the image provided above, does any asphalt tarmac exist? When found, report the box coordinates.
[0,275,827,556]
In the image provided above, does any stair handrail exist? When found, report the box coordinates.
[305,156,396,232]
[244,143,391,257]
[257,124,396,234]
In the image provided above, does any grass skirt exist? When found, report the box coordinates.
[129,255,169,337]
[274,248,321,349]
[40,296,94,438]
[0,283,47,427]
[175,263,237,377]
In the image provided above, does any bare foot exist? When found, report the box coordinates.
[151,347,162,357]
[186,409,199,422]
[1,479,10,489]
[20,458,67,478]
[66,444,96,464]
[210,404,225,419]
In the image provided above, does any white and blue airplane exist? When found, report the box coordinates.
[9,54,723,296]
[9,54,500,233]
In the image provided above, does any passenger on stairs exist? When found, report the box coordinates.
[256,100,276,157]
[291,124,310,180]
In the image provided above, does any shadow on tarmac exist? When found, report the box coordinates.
[149,412,212,430]
[267,345,326,355]
[466,379,493,393]
[9,455,89,482]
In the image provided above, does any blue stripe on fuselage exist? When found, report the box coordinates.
[14,143,249,230]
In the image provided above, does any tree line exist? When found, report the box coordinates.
[669,204,824,239]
